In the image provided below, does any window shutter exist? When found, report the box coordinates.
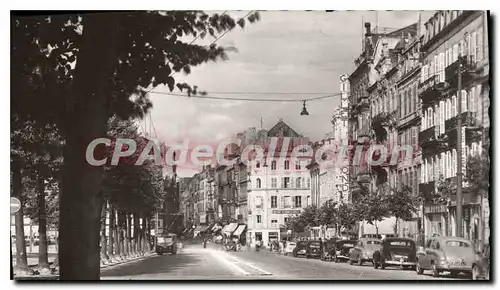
[433,55,438,77]
[290,177,294,188]
[441,153,445,179]
[281,177,284,189]
[280,196,285,208]
[469,87,475,113]
[477,28,483,61]
[439,53,445,82]
[460,39,466,57]
[471,32,477,61]
[452,96,457,116]
[461,90,467,113]
[453,44,459,62]
[440,100,445,134]
[434,104,439,128]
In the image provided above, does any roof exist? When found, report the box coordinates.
[267,119,302,137]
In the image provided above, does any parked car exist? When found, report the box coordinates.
[416,236,476,278]
[333,239,357,263]
[320,239,337,261]
[306,240,322,259]
[472,243,490,280]
[284,242,297,256]
[292,241,308,257]
[349,238,382,266]
[155,233,178,255]
[373,237,417,270]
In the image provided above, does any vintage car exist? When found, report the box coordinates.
[155,233,178,255]
[305,240,322,259]
[283,242,297,256]
[373,237,417,270]
[416,236,477,277]
[333,239,357,263]
[320,239,337,261]
[292,241,308,257]
[349,238,382,266]
[472,243,490,280]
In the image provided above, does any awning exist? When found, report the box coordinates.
[232,225,247,237]
[222,223,238,236]
[212,224,223,232]
[194,225,209,232]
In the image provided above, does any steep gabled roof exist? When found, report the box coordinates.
[267,119,302,138]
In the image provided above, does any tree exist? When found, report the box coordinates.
[12,11,260,279]
[386,186,418,236]
[336,203,357,236]
[317,199,337,228]
[285,206,319,233]
[355,194,389,237]
[465,151,490,199]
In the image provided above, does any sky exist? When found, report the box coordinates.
[144,11,436,177]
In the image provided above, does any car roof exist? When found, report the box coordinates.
[384,237,414,242]
[360,238,382,242]
[430,236,471,243]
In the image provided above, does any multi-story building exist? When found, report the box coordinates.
[179,177,193,229]
[418,10,489,244]
[350,21,418,237]
[247,120,311,246]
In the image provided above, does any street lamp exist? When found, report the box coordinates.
[300,100,309,115]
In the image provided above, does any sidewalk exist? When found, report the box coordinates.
[13,251,156,280]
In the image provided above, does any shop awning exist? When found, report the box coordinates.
[194,225,209,232]
[222,223,238,236]
[212,224,223,232]
[232,224,247,237]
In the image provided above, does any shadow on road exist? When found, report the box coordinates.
[101,252,200,277]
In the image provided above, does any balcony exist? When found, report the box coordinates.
[418,181,435,202]
[418,75,444,108]
[356,169,371,184]
[445,55,479,89]
[371,111,397,142]
[419,126,449,159]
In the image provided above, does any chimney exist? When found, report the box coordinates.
[364,22,372,37]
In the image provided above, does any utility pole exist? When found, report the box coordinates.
[154,211,159,248]
[456,55,463,238]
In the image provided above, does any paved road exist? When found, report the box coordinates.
[101,244,468,280]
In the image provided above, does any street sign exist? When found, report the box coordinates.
[10,197,21,214]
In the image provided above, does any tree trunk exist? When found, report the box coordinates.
[37,175,50,271]
[59,13,121,280]
[126,214,132,258]
[12,159,29,274]
[134,214,141,255]
[107,203,115,261]
[394,217,399,237]
[145,218,151,252]
[374,221,379,237]
[118,211,126,260]
[100,199,109,263]
[115,210,123,261]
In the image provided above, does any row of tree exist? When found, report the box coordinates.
[12,11,261,279]
[286,148,490,241]
[285,186,418,237]
[11,115,165,275]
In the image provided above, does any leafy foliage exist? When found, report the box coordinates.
[465,151,490,199]
[12,11,261,130]
[386,186,418,222]
[285,205,320,233]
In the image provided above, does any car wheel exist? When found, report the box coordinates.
[431,262,440,277]
[334,256,338,263]
[416,261,423,275]
[349,259,353,265]
[472,265,479,280]
[358,258,363,266]
[374,261,378,269]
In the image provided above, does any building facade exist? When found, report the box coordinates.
[247,120,311,246]
[418,10,490,245]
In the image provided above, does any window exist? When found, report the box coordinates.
[294,196,302,208]
[256,178,261,189]
[256,162,260,168]
[477,27,483,61]
[284,196,291,208]
[271,196,277,208]
[452,95,457,116]
[307,196,311,206]
[255,196,263,209]
[271,219,278,227]
[257,215,262,223]
[446,99,451,120]
[271,177,277,188]
[307,177,311,188]
[295,162,301,170]
[284,217,290,224]
[296,177,301,188]
[284,160,290,170]
[271,160,277,170]
[282,177,290,188]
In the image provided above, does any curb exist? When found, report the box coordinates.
[101,252,156,269]
[14,252,157,280]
